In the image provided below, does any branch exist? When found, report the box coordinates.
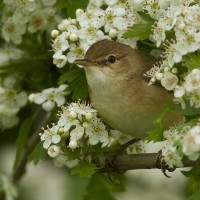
[100,153,196,173]
[12,110,50,184]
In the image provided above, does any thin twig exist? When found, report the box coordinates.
[12,111,50,184]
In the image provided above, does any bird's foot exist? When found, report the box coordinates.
[100,138,140,173]
[156,150,176,178]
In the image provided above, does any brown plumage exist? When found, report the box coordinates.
[74,40,183,138]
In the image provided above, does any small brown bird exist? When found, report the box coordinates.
[74,40,182,138]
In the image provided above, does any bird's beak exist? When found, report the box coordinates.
[74,59,96,67]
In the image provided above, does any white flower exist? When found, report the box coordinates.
[66,43,85,63]
[109,28,118,38]
[0,112,19,129]
[3,0,37,12]
[110,129,133,145]
[67,101,96,116]
[58,114,79,132]
[68,140,78,150]
[48,145,60,158]
[163,42,182,67]
[77,24,104,45]
[161,72,178,91]
[2,18,26,44]
[183,69,200,92]
[163,126,179,141]
[87,0,103,9]
[70,125,84,141]
[0,47,24,67]
[40,125,61,149]
[190,90,200,108]
[180,125,200,161]
[0,77,27,109]
[51,29,60,38]
[162,144,183,168]
[0,174,18,200]
[52,32,69,56]
[76,9,104,29]
[151,21,166,47]
[85,118,109,146]
[53,55,67,68]
[28,10,48,33]
[174,85,185,98]
[176,27,200,55]
[30,85,69,111]
[126,140,145,154]
[104,0,117,6]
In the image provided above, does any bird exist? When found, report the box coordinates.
[74,39,182,138]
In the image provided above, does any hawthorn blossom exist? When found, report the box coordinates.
[29,84,69,111]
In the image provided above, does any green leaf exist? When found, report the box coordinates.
[146,113,164,142]
[58,68,81,84]
[57,0,88,18]
[123,12,154,40]
[66,148,81,160]
[58,67,88,100]
[13,117,33,169]
[185,51,200,71]
[182,166,200,194]
[28,142,45,165]
[177,101,200,116]
[71,162,97,178]
[146,126,164,142]
[137,11,155,24]
[84,174,125,200]
[189,189,200,200]
[69,75,88,100]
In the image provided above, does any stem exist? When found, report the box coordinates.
[100,153,196,173]
[12,111,50,184]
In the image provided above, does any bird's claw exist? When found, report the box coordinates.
[156,150,176,178]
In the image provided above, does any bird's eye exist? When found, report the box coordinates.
[107,55,116,64]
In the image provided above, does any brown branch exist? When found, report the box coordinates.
[12,110,50,184]
[100,153,196,173]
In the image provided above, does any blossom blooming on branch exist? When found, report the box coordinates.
[174,69,200,109]
[0,76,27,129]
[28,84,69,111]
[51,0,139,65]
[1,0,60,44]
[39,101,148,167]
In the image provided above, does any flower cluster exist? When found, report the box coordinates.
[174,69,200,109]
[0,46,24,67]
[162,122,200,167]
[144,62,179,91]
[133,0,199,86]
[1,0,59,44]
[39,101,144,167]
[0,76,27,129]
[28,84,69,111]
[0,174,18,200]
[51,0,139,67]
[39,102,110,166]
[134,0,200,65]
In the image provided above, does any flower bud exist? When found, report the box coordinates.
[155,72,164,81]
[51,30,59,38]
[69,140,78,150]
[48,145,60,158]
[69,110,78,118]
[171,67,178,74]
[69,33,78,41]
[109,29,118,38]
[85,113,93,121]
